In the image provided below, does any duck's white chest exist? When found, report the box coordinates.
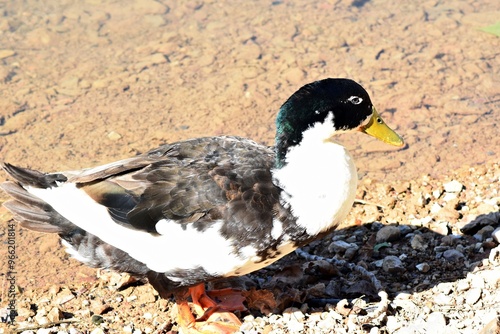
[272,140,358,236]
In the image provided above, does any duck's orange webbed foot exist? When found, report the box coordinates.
[175,283,246,334]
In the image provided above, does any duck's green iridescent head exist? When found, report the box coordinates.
[274,78,404,168]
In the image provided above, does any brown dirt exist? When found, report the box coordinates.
[0,0,499,333]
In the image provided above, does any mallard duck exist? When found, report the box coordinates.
[1,78,403,333]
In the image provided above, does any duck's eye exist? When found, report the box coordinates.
[348,96,363,105]
[376,117,383,124]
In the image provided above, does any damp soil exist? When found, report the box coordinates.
[0,0,499,333]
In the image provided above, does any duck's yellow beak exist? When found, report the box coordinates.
[359,107,404,147]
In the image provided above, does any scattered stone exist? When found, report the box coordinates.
[431,203,442,214]
[429,221,451,235]
[91,300,112,315]
[399,225,413,236]
[386,316,401,332]
[441,234,460,246]
[436,282,454,295]
[376,225,401,243]
[434,293,453,305]
[444,180,464,193]
[465,288,482,305]
[469,275,485,289]
[17,306,35,318]
[442,249,465,262]
[329,240,354,253]
[456,279,470,292]
[36,329,52,334]
[492,227,500,243]
[47,306,63,322]
[442,192,458,202]
[435,207,460,222]
[90,328,106,334]
[126,295,138,302]
[382,255,405,274]
[34,307,49,325]
[416,262,430,272]
[426,312,446,328]
[91,314,104,325]
[432,189,443,199]
[474,225,495,241]
[123,324,133,333]
[410,234,427,251]
[0,49,16,59]
[107,131,122,141]
[54,289,75,305]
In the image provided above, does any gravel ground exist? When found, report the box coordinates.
[0,0,499,333]
[2,161,499,334]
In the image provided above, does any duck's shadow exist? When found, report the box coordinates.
[209,211,500,317]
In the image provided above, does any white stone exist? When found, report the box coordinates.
[444,180,463,193]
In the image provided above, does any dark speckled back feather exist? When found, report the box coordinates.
[71,136,280,237]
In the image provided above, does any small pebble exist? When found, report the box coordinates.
[444,180,464,193]
[437,282,454,294]
[465,288,482,305]
[456,279,470,292]
[416,262,430,272]
[441,234,460,246]
[283,307,305,322]
[376,225,401,243]
[329,240,356,254]
[432,189,442,199]
[429,221,450,235]
[442,249,465,262]
[0,49,15,59]
[443,192,458,201]
[90,328,105,334]
[91,314,104,325]
[386,316,401,332]
[431,203,442,214]
[410,234,427,251]
[36,329,52,334]
[382,255,405,274]
[426,312,446,328]
[398,225,413,236]
[492,227,500,243]
[47,306,63,322]
[107,131,122,141]
[434,293,453,305]
[474,225,495,241]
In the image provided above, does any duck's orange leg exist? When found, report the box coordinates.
[174,283,246,334]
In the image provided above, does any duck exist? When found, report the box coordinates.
[1,78,404,333]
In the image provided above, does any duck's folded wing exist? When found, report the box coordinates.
[69,137,279,235]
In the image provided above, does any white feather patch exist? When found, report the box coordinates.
[272,112,358,236]
[27,185,297,276]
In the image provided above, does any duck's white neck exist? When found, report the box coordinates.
[272,116,358,236]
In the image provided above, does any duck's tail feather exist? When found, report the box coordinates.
[1,170,151,275]
[1,181,74,233]
[1,163,72,233]
[2,162,67,188]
